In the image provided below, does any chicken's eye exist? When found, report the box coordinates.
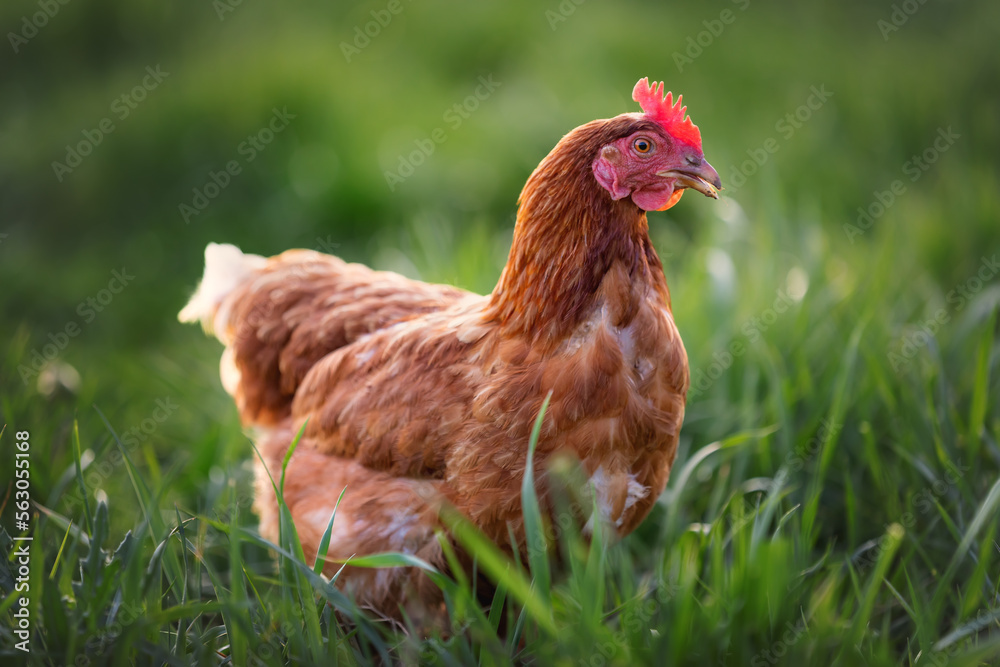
[633,137,653,154]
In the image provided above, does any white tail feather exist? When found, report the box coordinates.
[178,243,266,339]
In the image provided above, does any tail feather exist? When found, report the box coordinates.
[178,243,266,341]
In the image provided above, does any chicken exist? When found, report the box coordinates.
[179,78,721,621]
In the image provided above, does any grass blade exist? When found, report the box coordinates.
[313,486,347,575]
[522,391,553,606]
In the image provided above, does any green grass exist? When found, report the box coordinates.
[2,0,1000,664]
[2,191,999,664]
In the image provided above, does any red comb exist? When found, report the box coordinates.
[632,77,702,149]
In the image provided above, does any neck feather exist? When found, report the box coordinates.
[488,118,671,342]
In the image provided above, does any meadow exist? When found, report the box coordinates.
[2,0,999,664]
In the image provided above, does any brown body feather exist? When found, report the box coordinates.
[184,115,689,620]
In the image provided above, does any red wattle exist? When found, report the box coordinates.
[657,189,685,211]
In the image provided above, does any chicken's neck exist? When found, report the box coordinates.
[488,135,671,343]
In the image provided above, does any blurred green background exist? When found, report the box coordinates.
[2,0,999,575]
[3,1,1000,663]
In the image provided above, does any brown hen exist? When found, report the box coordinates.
[179,78,721,621]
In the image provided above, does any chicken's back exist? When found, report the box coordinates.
[179,243,470,426]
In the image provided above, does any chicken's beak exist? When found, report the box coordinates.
[657,160,723,199]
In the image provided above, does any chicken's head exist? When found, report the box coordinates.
[592,78,722,211]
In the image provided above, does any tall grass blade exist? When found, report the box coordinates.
[522,391,553,606]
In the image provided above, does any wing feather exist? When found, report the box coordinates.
[206,247,470,424]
